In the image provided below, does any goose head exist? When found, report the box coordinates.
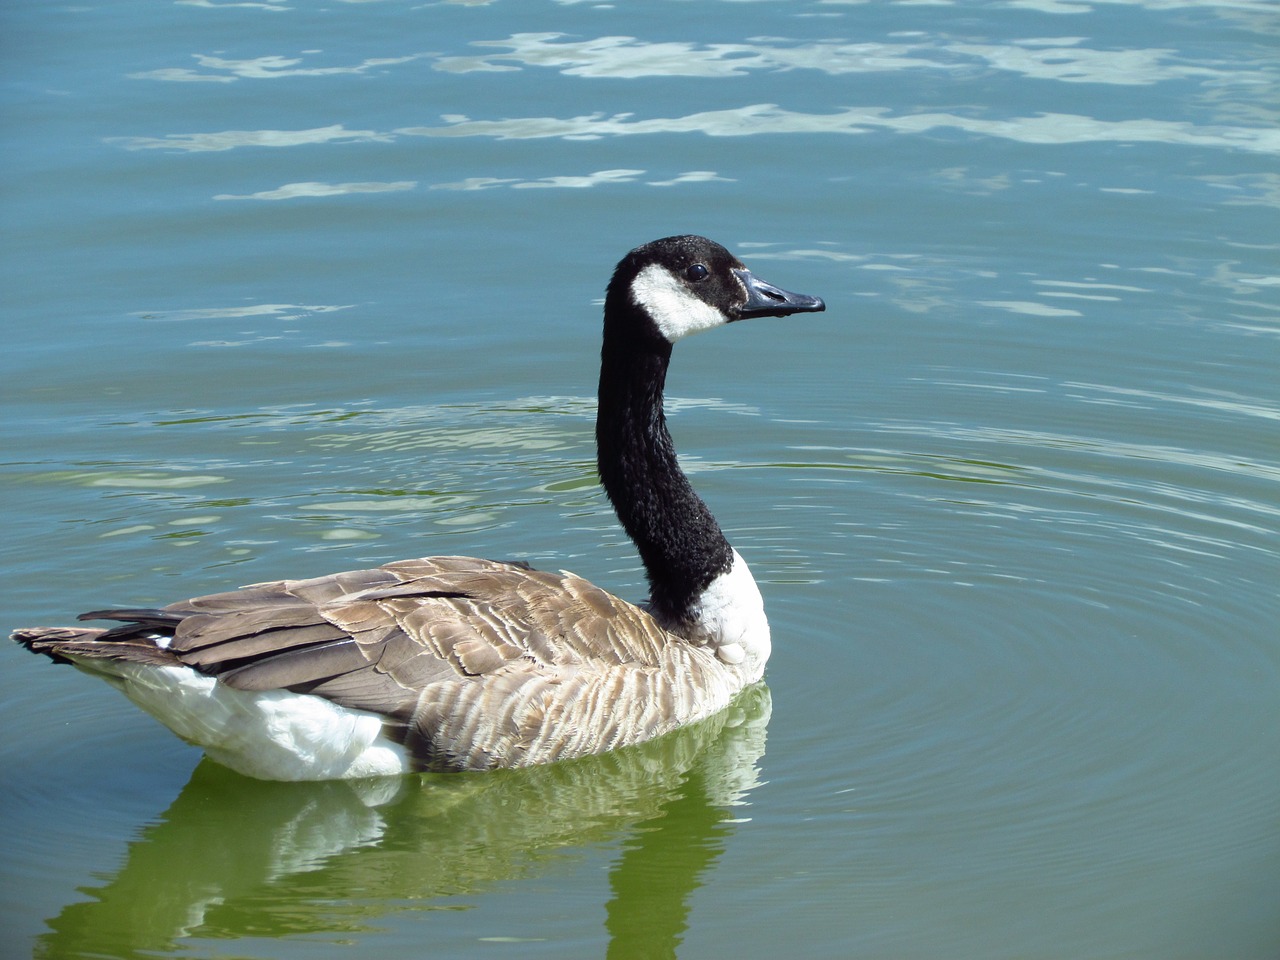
[607,235,826,345]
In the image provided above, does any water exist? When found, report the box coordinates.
[2,1,1278,957]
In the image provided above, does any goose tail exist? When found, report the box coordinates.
[12,625,179,670]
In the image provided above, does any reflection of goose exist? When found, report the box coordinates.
[35,686,772,959]
[13,236,823,779]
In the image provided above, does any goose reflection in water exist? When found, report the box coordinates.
[36,684,770,959]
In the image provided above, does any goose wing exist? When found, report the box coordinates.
[64,556,682,769]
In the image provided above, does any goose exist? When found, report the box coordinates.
[12,235,825,780]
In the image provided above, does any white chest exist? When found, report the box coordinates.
[688,550,771,682]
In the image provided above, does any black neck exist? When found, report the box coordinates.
[596,301,734,626]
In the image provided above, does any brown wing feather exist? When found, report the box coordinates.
[18,556,698,771]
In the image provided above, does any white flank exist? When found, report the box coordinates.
[690,549,771,683]
[82,661,410,781]
[630,263,728,342]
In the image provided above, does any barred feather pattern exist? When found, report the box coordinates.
[13,556,758,775]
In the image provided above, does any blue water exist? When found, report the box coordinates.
[3,1,1278,958]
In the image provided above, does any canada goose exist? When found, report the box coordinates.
[12,235,825,780]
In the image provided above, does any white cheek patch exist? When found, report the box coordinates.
[630,263,729,342]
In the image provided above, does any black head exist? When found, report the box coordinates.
[606,235,826,344]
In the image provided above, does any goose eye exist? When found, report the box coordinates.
[684,263,709,282]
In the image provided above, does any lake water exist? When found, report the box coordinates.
[3,1,1278,957]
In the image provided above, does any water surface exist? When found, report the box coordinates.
[3,1,1278,957]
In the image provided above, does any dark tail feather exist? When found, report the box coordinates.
[78,608,187,639]
[11,626,180,668]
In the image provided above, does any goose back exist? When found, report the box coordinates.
[16,556,750,776]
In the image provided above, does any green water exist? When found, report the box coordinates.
[3,1,1278,957]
